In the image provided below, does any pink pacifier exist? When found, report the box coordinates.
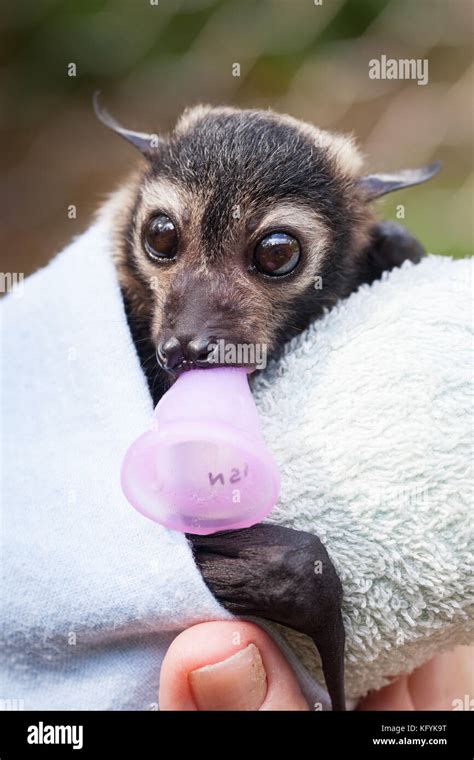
[121,367,280,534]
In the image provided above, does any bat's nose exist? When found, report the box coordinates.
[156,335,215,372]
[156,336,184,372]
[187,336,214,366]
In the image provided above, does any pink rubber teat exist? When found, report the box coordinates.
[121,367,280,534]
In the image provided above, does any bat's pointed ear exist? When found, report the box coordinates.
[359,160,441,200]
[93,91,160,157]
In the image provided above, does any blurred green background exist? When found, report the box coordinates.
[1,0,472,277]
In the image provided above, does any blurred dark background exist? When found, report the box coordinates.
[1,0,472,278]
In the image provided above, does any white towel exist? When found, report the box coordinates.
[258,252,474,699]
[1,199,472,709]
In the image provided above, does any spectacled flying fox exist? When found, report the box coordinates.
[94,93,440,711]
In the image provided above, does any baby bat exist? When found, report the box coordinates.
[94,94,440,709]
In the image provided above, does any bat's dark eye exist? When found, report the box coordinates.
[144,214,178,261]
[254,232,301,276]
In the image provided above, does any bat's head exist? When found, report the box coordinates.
[95,95,439,377]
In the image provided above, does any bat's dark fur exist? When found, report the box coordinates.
[191,524,345,711]
[95,97,439,709]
